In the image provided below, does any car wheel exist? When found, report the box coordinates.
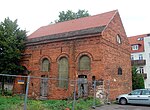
[119,98,127,105]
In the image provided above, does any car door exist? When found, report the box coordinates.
[127,89,142,104]
[140,90,150,105]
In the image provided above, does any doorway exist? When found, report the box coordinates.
[40,75,48,97]
[78,75,88,97]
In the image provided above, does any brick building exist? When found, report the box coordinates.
[14,10,132,100]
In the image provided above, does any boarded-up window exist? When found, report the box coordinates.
[58,57,69,88]
[79,55,90,71]
[42,58,50,72]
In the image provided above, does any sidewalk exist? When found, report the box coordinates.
[95,104,150,110]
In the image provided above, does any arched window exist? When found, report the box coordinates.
[116,34,122,44]
[118,67,122,75]
[58,57,69,88]
[41,58,50,72]
[79,55,91,71]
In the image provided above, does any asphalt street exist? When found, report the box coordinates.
[95,104,150,110]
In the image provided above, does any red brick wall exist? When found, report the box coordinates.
[13,76,27,94]
[22,36,104,99]
[101,12,132,100]
[17,12,132,100]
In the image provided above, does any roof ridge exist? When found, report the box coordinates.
[101,10,118,35]
[129,34,148,38]
[36,10,118,29]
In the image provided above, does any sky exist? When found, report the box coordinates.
[0,0,150,37]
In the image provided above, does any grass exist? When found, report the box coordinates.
[0,95,23,110]
[0,95,101,110]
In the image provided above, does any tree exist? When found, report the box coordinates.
[0,18,26,95]
[55,9,90,23]
[132,66,145,90]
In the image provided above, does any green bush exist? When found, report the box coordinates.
[0,89,13,96]
[4,90,12,96]
[132,66,145,90]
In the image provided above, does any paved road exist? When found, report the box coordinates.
[95,104,150,110]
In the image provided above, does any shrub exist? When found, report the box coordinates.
[132,66,145,90]
[4,90,12,96]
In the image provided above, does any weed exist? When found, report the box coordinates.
[0,95,101,110]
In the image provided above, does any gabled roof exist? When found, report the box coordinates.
[128,34,147,53]
[28,10,117,39]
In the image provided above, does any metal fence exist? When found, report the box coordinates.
[0,74,110,110]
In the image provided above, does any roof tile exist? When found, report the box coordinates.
[28,10,117,39]
[128,34,147,53]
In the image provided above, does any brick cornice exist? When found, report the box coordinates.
[25,26,105,46]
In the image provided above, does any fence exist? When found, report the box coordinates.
[0,74,110,110]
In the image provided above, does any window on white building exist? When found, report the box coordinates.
[149,53,150,59]
[139,54,143,60]
[131,55,134,60]
[139,67,144,74]
[148,42,150,47]
[132,45,139,50]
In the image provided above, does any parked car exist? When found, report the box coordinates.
[116,89,150,105]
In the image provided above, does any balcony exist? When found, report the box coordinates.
[131,60,146,66]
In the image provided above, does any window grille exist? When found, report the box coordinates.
[42,58,50,72]
[58,57,69,88]
[79,55,91,71]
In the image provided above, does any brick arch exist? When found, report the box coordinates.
[76,52,93,72]
[40,56,52,64]
[20,63,32,74]
[21,64,28,70]
[20,61,30,71]
[39,56,51,72]
[21,65,29,75]
[75,52,93,62]
[56,53,69,62]
[57,54,69,89]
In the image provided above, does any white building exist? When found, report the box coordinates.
[129,34,150,88]
[144,35,150,88]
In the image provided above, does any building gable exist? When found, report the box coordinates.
[101,11,130,53]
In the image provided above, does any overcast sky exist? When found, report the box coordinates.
[0,0,149,37]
